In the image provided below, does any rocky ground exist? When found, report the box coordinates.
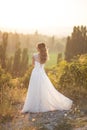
[0,103,87,130]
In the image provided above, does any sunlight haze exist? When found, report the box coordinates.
[0,0,87,36]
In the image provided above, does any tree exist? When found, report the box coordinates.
[65,26,87,61]
[0,32,8,68]
[21,48,29,76]
[48,36,55,52]
[6,56,13,73]
[57,53,62,64]
[12,46,21,77]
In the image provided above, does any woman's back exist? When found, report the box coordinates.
[33,53,45,69]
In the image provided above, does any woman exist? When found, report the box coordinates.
[21,43,73,113]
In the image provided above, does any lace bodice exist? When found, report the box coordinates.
[33,53,45,69]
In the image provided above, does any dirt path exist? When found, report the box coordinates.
[0,103,87,130]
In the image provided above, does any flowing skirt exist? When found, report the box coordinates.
[22,67,73,113]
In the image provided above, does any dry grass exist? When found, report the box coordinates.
[0,82,27,123]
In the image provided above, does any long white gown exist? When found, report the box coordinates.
[22,53,73,113]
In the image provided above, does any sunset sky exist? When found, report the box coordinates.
[0,0,87,36]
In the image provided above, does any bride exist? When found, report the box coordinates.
[21,43,73,113]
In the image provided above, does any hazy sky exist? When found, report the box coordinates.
[0,0,87,36]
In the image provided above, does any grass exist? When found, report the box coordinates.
[46,52,58,67]
[0,83,27,124]
[29,52,58,67]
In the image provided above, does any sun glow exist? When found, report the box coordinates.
[0,0,87,35]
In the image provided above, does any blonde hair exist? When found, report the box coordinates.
[37,43,48,64]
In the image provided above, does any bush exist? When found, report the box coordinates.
[47,55,87,100]
[47,60,67,89]
[21,65,33,88]
[0,66,12,89]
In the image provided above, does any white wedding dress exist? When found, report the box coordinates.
[22,53,73,113]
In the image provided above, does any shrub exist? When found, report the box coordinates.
[21,65,33,88]
[0,65,12,89]
[47,55,87,100]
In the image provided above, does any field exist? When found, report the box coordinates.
[46,52,58,67]
[29,52,58,67]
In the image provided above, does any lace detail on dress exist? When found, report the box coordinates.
[33,53,40,63]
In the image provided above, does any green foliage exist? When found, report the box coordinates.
[47,54,87,99]
[21,65,33,87]
[65,26,87,61]
[0,66,12,89]
[1,29,87,127]
[0,82,26,124]
[12,47,21,77]
[45,52,58,67]
[5,31,65,55]
[59,57,87,89]
[0,54,87,125]
[21,48,29,76]
[57,53,63,64]
[0,31,30,78]
[0,65,12,119]
[47,60,67,88]
[0,30,66,78]
[0,32,8,68]
[6,56,13,73]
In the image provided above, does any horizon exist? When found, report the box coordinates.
[0,26,75,37]
[0,0,87,37]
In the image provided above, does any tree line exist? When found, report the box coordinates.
[0,30,65,55]
[1,26,87,77]
[65,26,87,61]
[0,32,29,77]
[0,30,66,77]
